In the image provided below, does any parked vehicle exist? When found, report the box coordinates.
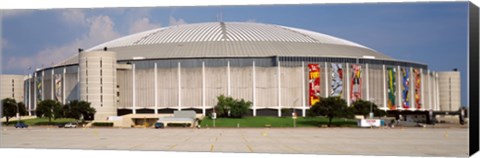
[64,123,77,128]
[58,123,66,128]
[15,122,28,128]
[154,122,164,129]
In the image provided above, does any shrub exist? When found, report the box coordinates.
[92,122,113,127]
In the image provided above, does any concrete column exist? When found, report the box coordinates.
[42,70,45,101]
[227,61,231,96]
[202,61,206,116]
[154,63,158,114]
[366,63,370,101]
[28,75,32,116]
[324,62,329,98]
[77,67,80,99]
[33,73,37,114]
[420,69,425,110]
[302,62,306,117]
[177,62,181,111]
[63,67,66,104]
[252,61,257,116]
[51,70,54,100]
[435,73,440,111]
[277,60,282,117]
[382,65,387,111]
[132,64,136,114]
[397,66,402,110]
[346,63,350,106]
[410,67,415,111]
[428,70,432,110]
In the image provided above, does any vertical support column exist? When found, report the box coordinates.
[132,64,136,114]
[77,67,80,99]
[177,62,182,111]
[202,61,206,116]
[397,66,402,110]
[28,75,32,116]
[324,62,329,97]
[346,63,350,106]
[42,70,45,101]
[277,60,282,117]
[63,67,66,104]
[252,61,257,116]
[49,71,54,102]
[434,72,443,110]
[34,73,38,113]
[302,62,306,117]
[154,63,158,114]
[382,65,387,111]
[410,67,415,111]
[420,69,425,110]
[366,63,370,101]
[227,61,231,96]
[428,70,432,110]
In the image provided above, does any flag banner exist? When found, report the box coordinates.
[350,64,362,103]
[413,68,422,109]
[387,67,396,110]
[330,63,343,97]
[308,64,321,106]
[54,74,62,102]
[401,68,410,109]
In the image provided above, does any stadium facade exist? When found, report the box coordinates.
[20,22,451,121]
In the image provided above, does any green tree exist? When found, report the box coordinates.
[1,98,17,124]
[36,99,62,124]
[214,95,252,118]
[63,100,96,121]
[214,95,235,117]
[309,97,354,127]
[229,99,252,118]
[17,102,28,116]
[350,99,387,118]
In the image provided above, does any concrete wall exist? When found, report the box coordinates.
[79,51,117,120]
[438,71,461,111]
[0,74,25,102]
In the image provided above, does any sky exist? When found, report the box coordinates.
[0,2,470,105]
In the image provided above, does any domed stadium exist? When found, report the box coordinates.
[24,22,443,125]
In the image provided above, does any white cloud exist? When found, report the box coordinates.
[128,17,161,34]
[169,16,186,26]
[4,14,121,71]
[61,9,87,26]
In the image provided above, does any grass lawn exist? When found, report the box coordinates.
[200,116,357,128]
[2,118,77,126]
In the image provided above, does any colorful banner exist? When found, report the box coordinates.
[36,76,42,102]
[401,68,410,109]
[413,69,422,109]
[54,74,62,102]
[350,64,362,103]
[387,67,396,110]
[308,64,321,106]
[330,63,343,97]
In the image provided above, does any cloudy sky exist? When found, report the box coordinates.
[1,2,469,105]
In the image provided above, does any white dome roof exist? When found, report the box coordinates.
[61,22,391,65]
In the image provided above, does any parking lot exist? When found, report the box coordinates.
[0,126,469,157]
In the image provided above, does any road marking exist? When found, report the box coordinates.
[167,144,177,150]
[210,144,215,152]
[246,144,254,152]
[184,137,191,142]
